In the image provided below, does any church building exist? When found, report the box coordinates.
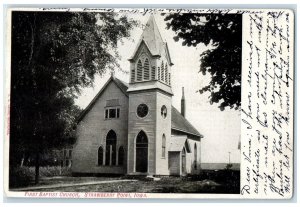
[72,16,204,176]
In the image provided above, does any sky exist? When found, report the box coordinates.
[75,13,241,164]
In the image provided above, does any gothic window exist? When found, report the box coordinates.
[136,131,148,173]
[162,134,166,158]
[161,62,164,82]
[105,130,117,166]
[136,59,143,81]
[98,146,104,165]
[165,63,168,84]
[144,58,150,80]
[131,66,135,83]
[118,146,125,166]
[194,143,197,169]
[158,67,161,80]
[151,66,156,80]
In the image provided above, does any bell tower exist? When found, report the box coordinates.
[127,15,173,175]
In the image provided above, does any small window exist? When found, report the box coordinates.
[161,62,164,82]
[162,134,166,158]
[105,109,109,119]
[194,143,197,170]
[109,108,116,118]
[69,150,72,158]
[165,63,168,83]
[117,108,120,118]
[98,146,104,165]
[137,59,143,81]
[105,107,120,119]
[161,105,167,119]
[137,104,148,118]
[118,146,125,166]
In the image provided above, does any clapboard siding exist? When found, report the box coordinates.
[72,81,128,174]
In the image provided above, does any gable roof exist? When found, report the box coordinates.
[76,76,128,123]
[169,136,191,152]
[77,76,202,139]
[171,106,203,138]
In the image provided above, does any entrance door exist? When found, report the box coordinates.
[181,148,186,175]
[136,131,148,173]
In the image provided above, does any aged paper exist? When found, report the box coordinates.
[4,8,294,199]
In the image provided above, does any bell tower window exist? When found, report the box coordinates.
[144,58,150,80]
[136,59,143,81]
[165,63,168,84]
[151,66,156,80]
[161,61,164,82]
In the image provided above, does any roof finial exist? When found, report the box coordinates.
[110,70,115,78]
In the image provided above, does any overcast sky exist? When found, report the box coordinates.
[75,13,241,164]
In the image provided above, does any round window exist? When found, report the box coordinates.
[137,104,148,118]
[161,105,167,119]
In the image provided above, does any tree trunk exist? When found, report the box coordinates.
[34,151,40,184]
[20,151,25,167]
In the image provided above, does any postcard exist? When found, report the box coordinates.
[4,7,294,199]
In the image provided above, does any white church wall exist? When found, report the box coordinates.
[127,91,157,174]
[155,91,172,175]
[72,81,128,174]
[185,139,201,175]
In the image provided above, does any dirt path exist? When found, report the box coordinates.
[12,179,137,191]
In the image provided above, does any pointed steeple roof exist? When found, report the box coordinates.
[140,14,164,56]
[129,15,173,65]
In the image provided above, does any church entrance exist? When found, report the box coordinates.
[136,131,148,173]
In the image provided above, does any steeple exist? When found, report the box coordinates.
[128,15,173,65]
[181,87,186,117]
[127,15,173,96]
[139,14,164,56]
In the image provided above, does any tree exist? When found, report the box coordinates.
[10,11,135,184]
[164,13,242,111]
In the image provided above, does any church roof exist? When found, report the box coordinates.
[169,136,191,152]
[77,76,203,139]
[171,106,203,138]
[129,15,173,65]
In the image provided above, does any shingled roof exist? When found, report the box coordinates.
[77,77,203,139]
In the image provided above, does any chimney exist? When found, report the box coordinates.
[181,87,186,117]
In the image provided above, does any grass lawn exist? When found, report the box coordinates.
[26,170,240,194]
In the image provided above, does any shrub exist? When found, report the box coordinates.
[9,166,35,188]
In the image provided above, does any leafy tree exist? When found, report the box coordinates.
[164,13,242,111]
[10,11,135,184]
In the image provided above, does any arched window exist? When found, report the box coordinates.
[194,143,197,169]
[161,62,164,82]
[131,66,135,83]
[162,134,166,158]
[136,59,143,81]
[118,146,125,166]
[165,63,168,84]
[158,67,161,80]
[182,147,186,174]
[151,66,156,80]
[98,146,103,165]
[144,58,150,80]
[105,130,117,166]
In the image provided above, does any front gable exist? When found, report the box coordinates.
[77,77,129,124]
